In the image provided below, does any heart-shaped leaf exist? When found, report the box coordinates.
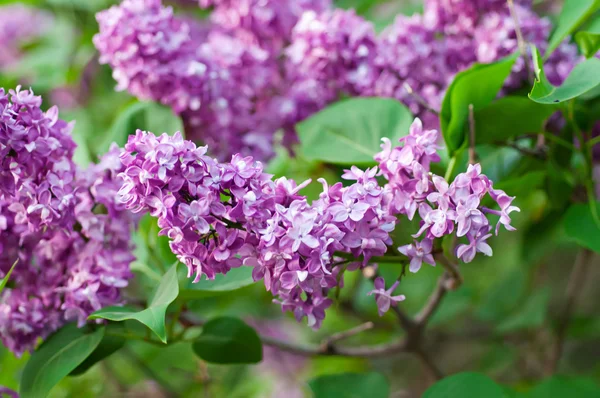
[69,323,126,376]
[546,0,600,57]
[192,317,262,364]
[89,262,180,343]
[297,97,413,165]
[441,53,518,154]
[474,97,557,144]
[20,324,104,398]
[530,46,600,104]
[309,372,390,398]
[423,372,504,398]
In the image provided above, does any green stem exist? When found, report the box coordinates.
[541,131,577,151]
[586,135,600,150]
[334,252,407,264]
[444,156,458,181]
[567,100,599,226]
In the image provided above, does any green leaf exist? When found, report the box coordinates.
[474,97,557,144]
[530,46,600,104]
[0,259,18,295]
[180,266,256,300]
[89,262,180,343]
[546,0,600,57]
[103,101,183,152]
[526,376,600,398]
[69,323,126,376]
[440,53,518,154]
[563,202,600,253]
[496,288,550,333]
[296,97,413,165]
[423,372,504,398]
[309,372,390,398]
[575,16,600,58]
[19,324,104,398]
[192,317,262,364]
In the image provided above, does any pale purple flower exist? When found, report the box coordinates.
[398,239,436,273]
[456,226,493,263]
[368,277,406,316]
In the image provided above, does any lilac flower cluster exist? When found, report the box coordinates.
[199,0,331,52]
[0,88,136,356]
[95,0,290,161]
[118,118,519,325]
[473,2,580,90]
[375,119,519,267]
[0,4,52,67]
[119,129,396,328]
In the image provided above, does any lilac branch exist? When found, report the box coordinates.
[414,273,450,325]
[181,314,406,358]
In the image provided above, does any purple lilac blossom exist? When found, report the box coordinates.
[473,3,580,90]
[95,0,583,162]
[423,0,531,34]
[118,118,519,325]
[199,0,331,52]
[95,0,285,161]
[286,9,379,96]
[0,5,52,68]
[368,277,405,316]
[374,119,519,266]
[0,386,18,398]
[0,88,136,357]
[369,14,475,128]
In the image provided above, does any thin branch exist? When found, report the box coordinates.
[415,273,449,325]
[468,104,477,165]
[261,334,407,358]
[502,141,547,159]
[413,346,444,381]
[321,322,374,350]
[434,253,463,288]
[181,314,407,358]
[403,83,440,115]
[507,0,533,82]
[547,249,593,374]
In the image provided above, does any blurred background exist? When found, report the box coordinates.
[2,0,600,397]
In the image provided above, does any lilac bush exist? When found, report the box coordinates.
[3,0,600,396]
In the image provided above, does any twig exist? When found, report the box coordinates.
[181,314,407,358]
[434,253,463,288]
[379,275,444,381]
[391,306,417,332]
[403,83,440,115]
[547,249,593,374]
[507,0,533,82]
[413,346,445,381]
[320,322,374,351]
[502,141,547,159]
[415,273,449,325]
[468,104,477,165]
